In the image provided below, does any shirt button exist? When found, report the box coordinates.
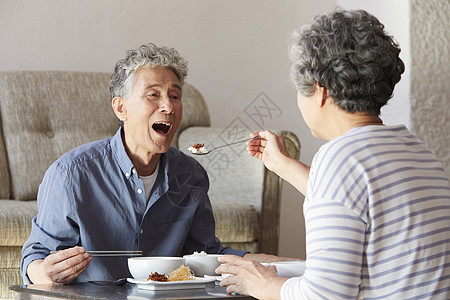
[140,229,144,234]
[137,188,143,194]
[125,172,130,178]
[132,169,136,174]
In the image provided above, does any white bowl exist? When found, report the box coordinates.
[128,257,184,279]
[183,254,222,276]
[269,261,306,278]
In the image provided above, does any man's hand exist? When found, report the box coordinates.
[27,246,93,284]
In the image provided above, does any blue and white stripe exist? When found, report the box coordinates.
[281,125,450,299]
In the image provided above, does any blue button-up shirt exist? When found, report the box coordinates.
[21,129,246,283]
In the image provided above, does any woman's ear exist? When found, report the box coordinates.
[320,87,329,107]
[111,97,127,123]
[314,84,329,108]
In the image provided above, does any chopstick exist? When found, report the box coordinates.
[50,250,142,257]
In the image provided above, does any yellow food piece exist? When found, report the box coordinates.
[168,264,195,281]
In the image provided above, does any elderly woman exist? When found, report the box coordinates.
[217,9,450,300]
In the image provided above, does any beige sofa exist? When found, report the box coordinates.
[0,71,300,299]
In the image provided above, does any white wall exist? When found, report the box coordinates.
[338,0,411,128]
[0,0,336,258]
[409,0,450,178]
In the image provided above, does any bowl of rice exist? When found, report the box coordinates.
[183,251,222,276]
[128,257,185,279]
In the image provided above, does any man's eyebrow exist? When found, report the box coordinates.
[171,83,182,91]
[144,83,182,91]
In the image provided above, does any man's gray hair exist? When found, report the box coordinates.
[109,43,188,100]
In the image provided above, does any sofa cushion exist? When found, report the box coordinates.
[222,242,258,253]
[0,199,256,247]
[0,200,37,246]
[0,269,20,299]
[0,71,118,200]
[178,127,265,211]
[212,202,259,243]
[0,246,22,269]
[0,119,9,199]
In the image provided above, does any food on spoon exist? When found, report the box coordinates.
[187,143,208,154]
[147,265,195,282]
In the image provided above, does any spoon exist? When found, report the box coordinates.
[189,137,261,155]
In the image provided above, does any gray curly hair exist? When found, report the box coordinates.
[109,43,188,100]
[289,9,405,115]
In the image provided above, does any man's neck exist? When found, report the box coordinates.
[121,130,161,177]
[132,154,160,177]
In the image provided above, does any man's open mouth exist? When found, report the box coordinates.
[152,122,171,134]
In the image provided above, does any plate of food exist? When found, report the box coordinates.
[127,264,215,290]
[127,277,215,291]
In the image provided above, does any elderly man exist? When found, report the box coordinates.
[21,43,249,284]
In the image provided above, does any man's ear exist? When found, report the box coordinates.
[111,97,127,123]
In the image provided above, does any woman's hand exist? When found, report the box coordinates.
[27,246,92,284]
[243,253,300,263]
[247,130,291,174]
[216,255,287,300]
[247,130,310,195]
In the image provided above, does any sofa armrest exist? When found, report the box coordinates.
[0,200,38,247]
[260,130,300,254]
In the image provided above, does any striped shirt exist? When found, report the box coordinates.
[281,125,450,299]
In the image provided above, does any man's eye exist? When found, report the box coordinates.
[147,93,159,99]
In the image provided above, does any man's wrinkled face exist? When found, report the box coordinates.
[116,66,182,155]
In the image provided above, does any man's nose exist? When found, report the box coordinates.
[159,95,174,113]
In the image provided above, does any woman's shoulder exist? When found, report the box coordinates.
[318,125,412,157]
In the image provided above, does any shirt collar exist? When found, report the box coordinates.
[111,128,135,177]
[111,128,172,186]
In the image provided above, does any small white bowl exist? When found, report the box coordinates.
[183,253,222,276]
[269,261,306,278]
[128,257,184,279]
